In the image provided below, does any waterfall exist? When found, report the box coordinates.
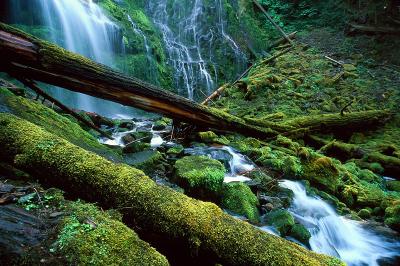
[147,0,246,100]
[127,14,159,85]
[8,0,133,118]
[280,180,400,266]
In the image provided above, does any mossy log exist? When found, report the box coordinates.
[308,135,400,179]
[0,113,343,266]
[0,23,273,139]
[246,110,393,136]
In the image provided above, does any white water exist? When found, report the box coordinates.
[280,180,400,266]
[220,146,254,183]
[127,14,159,84]
[10,0,132,117]
[148,0,246,99]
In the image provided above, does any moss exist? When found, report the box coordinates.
[55,201,169,265]
[153,120,168,131]
[0,113,344,265]
[384,201,400,231]
[357,208,371,219]
[0,88,120,161]
[167,144,184,155]
[221,182,260,224]
[123,141,151,153]
[264,210,295,236]
[126,150,166,175]
[302,156,341,193]
[174,155,225,196]
[289,224,311,245]
[387,180,400,192]
[198,131,218,143]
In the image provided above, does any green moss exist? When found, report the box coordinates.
[387,181,400,192]
[357,208,371,219]
[174,155,225,195]
[289,224,311,245]
[0,88,120,161]
[221,182,260,223]
[384,202,400,231]
[167,144,184,155]
[153,119,168,130]
[198,131,218,143]
[55,201,169,265]
[0,113,344,265]
[123,141,151,153]
[265,209,295,236]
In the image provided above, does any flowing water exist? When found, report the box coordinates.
[8,0,133,118]
[280,180,400,266]
[127,14,159,85]
[147,0,246,99]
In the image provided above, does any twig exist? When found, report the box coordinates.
[325,55,343,66]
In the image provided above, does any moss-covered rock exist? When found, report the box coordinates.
[174,156,225,197]
[387,180,400,192]
[264,210,295,236]
[384,202,400,231]
[198,131,218,143]
[153,120,168,131]
[221,182,260,223]
[166,144,184,156]
[54,201,169,265]
[289,224,311,245]
[357,208,371,219]
[123,141,151,154]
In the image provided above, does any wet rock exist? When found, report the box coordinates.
[259,194,283,210]
[118,119,135,130]
[123,141,151,154]
[264,209,295,236]
[153,120,168,131]
[289,223,311,245]
[124,150,166,175]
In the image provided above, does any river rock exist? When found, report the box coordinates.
[123,141,151,154]
[173,155,225,199]
[221,182,260,224]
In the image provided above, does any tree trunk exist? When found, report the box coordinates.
[0,23,273,139]
[0,113,343,266]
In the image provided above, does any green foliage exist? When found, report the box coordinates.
[221,182,260,223]
[53,201,169,265]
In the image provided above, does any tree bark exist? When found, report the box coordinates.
[0,113,343,266]
[0,23,273,139]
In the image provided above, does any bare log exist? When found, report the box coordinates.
[0,23,273,139]
[0,113,343,266]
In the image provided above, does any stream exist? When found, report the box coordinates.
[103,122,400,266]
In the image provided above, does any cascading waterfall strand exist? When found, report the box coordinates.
[147,0,246,100]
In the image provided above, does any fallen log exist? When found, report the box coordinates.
[245,110,393,136]
[348,23,400,35]
[0,23,273,139]
[307,135,400,179]
[268,31,297,50]
[0,113,343,266]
